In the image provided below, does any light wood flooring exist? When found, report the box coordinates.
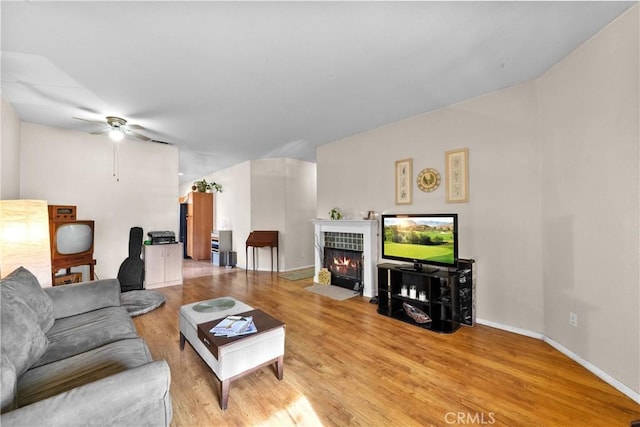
[133,261,640,426]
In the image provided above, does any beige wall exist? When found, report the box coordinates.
[318,81,544,333]
[1,96,21,199]
[250,158,317,271]
[316,4,639,398]
[20,123,180,279]
[284,158,317,269]
[539,6,639,395]
[183,157,316,271]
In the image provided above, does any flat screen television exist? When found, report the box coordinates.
[381,213,458,272]
[49,220,95,262]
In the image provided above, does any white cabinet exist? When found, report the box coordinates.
[144,243,183,288]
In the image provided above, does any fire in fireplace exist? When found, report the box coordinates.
[323,247,363,293]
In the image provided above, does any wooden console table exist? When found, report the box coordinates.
[245,231,279,273]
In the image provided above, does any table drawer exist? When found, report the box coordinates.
[197,326,216,354]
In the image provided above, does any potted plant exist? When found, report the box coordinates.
[193,179,223,193]
[329,207,343,220]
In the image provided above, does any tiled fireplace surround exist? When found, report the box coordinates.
[310,219,378,298]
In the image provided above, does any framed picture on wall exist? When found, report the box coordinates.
[395,158,413,205]
[445,148,469,203]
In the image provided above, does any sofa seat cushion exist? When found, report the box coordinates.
[32,306,139,369]
[17,338,153,407]
[2,267,54,332]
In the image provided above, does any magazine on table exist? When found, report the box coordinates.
[209,315,257,337]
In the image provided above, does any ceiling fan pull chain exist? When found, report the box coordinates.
[113,142,120,182]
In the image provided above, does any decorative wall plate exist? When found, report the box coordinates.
[417,168,441,192]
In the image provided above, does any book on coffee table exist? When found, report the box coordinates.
[209,316,257,337]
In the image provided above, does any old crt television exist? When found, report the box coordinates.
[381,213,458,271]
[49,220,95,262]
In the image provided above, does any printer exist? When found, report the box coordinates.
[147,231,176,245]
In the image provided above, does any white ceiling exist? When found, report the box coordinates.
[2,1,635,184]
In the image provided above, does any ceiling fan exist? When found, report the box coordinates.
[73,116,153,142]
[73,115,171,182]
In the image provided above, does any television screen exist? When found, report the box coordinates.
[56,223,93,255]
[382,214,458,269]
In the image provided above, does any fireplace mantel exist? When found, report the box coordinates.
[310,219,378,298]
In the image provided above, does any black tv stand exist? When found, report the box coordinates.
[377,259,475,333]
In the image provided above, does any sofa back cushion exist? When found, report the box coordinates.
[2,267,54,333]
[0,286,49,377]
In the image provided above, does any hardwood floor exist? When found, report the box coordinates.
[134,262,639,426]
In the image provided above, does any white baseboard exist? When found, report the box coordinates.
[476,318,640,404]
[476,318,545,340]
[543,336,640,404]
[281,265,314,273]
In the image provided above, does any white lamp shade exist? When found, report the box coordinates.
[109,128,124,141]
[0,200,52,287]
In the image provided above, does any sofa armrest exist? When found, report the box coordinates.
[1,361,172,427]
[44,279,121,319]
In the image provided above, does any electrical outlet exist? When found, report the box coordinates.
[569,312,578,327]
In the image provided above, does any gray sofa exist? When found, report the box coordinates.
[0,267,172,426]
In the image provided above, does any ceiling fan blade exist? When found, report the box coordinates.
[126,124,145,130]
[125,129,151,141]
[151,139,173,145]
[73,116,106,125]
[90,128,109,135]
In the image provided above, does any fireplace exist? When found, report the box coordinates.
[324,247,363,293]
[310,219,378,298]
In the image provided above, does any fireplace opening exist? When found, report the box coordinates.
[323,247,363,293]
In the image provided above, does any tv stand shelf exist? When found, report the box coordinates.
[398,265,439,274]
[377,259,475,334]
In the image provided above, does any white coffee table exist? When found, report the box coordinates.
[179,297,286,409]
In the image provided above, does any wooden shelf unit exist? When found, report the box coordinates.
[186,192,214,260]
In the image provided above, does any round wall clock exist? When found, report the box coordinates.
[417,168,441,192]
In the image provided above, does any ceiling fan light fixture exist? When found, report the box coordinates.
[74,115,156,143]
[109,127,124,142]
